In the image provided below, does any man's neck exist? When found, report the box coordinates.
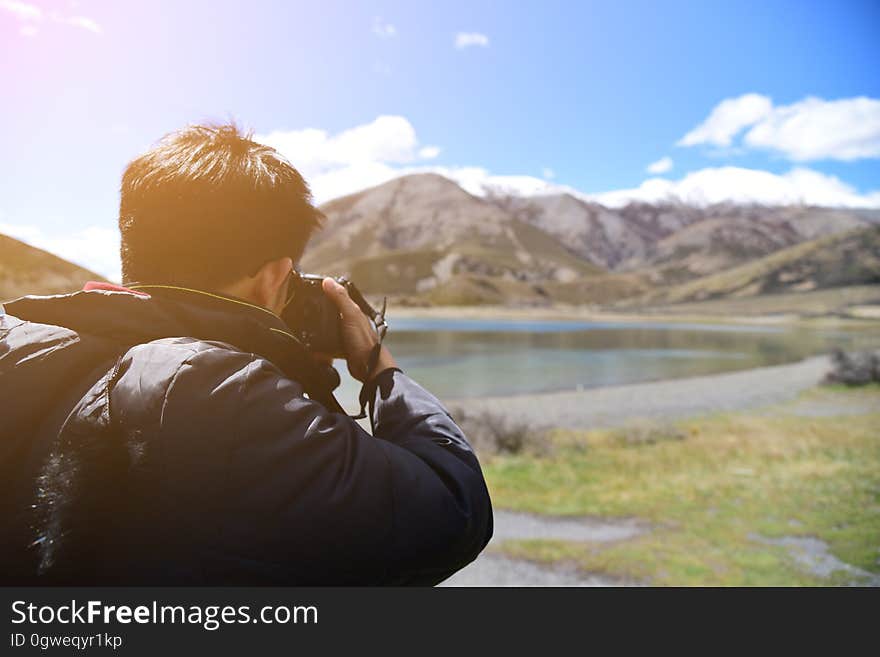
[217,279,283,316]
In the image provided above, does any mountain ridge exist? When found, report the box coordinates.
[303,172,876,306]
[1,172,876,309]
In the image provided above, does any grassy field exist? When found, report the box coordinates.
[482,385,880,586]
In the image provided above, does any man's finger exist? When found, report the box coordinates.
[322,277,361,318]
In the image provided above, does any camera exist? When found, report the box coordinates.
[281,271,386,356]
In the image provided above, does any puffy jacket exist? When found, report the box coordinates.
[0,285,493,585]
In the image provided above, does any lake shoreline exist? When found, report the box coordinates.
[388,303,880,330]
[450,355,833,430]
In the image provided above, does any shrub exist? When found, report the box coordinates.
[825,349,880,386]
[450,407,554,457]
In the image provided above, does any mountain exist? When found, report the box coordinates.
[494,194,867,282]
[305,173,875,306]
[0,233,104,302]
[490,194,698,269]
[620,205,868,286]
[302,174,602,305]
[630,224,880,306]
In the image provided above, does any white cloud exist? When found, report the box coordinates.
[259,116,419,171]
[0,0,41,21]
[418,145,441,159]
[0,221,121,281]
[680,93,880,161]
[646,156,673,174]
[256,116,443,203]
[588,166,880,209]
[372,17,396,38]
[437,168,567,197]
[259,116,577,202]
[257,125,565,202]
[678,93,773,148]
[325,116,419,164]
[305,162,401,205]
[0,0,102,35]
[455,32,489,49]
[743,96,880,161]
[258,115,880,209]
[542,168,556,180]
[66,15,101,34]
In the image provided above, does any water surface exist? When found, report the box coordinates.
[332,317,880,409]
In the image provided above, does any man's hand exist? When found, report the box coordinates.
[322,277,397,383]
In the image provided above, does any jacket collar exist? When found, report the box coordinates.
[4,284,342,409]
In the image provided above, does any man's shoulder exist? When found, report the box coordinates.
[1,312,71,343]
[109,335,313,460]
[112,336,301,414]
[118,335,285,387]
[0,314,85,371]
[127,335,257,362]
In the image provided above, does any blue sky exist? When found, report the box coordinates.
[1,0,879,279]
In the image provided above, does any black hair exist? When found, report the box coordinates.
[119,123,324,288]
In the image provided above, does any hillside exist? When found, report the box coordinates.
[497,194,866,283]
[622,205,867,286]
[0,233,103,301]
[305,173,875,307]
[302,174,603,305]
[629,224,880,306]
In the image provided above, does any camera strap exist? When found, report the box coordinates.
[351,297,388,421]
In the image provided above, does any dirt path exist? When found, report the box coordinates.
[455,356,831,430]
[440,511,647,587]
[750,534,880,586]
[441,554,619,586]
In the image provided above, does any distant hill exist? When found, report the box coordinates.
[498,194,867,282]
[305,173,876,306]
[303,174,602,305]
[630,224,880,306]
[621,206,868,287]
[0,233,103,302]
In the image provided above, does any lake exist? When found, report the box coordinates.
[332,317,880,410]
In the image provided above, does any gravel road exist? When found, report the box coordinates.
[454,356,831,430]
[441,511,648,587]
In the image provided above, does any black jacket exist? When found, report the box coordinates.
[0,286,493,585]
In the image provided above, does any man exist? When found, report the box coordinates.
[0,124,493,585]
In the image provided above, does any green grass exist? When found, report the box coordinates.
[483,388,880,586]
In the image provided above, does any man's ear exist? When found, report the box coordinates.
[251,256,293,315]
